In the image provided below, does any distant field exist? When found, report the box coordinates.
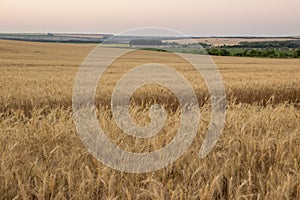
[52,34,101,38]
[0,40,299,199]
[51,33,113,39]
[0,33,105,43]
[165,37,300,46]
[1,33,300,47]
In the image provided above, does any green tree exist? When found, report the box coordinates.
[242,50,249,57]
[296,49,300,57]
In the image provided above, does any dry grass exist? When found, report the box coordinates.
[1,40,299,113]
[0,40,299,199]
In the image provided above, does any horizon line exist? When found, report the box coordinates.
[0,32,299,38]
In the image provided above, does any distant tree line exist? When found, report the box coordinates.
[230,40,300,49]
[233,49,300,58]
[206,48,300,58]
[204,40,300,58]
[206,48,231,56]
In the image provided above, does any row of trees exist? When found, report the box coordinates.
[234,49,300,58]
[231,40,300,49]
[208,40,300,58]
[206,48,231,56]
[206,48,300,58]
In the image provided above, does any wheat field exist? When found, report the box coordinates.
[0,40,299,199]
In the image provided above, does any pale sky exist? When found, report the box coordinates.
[0,0,299,36]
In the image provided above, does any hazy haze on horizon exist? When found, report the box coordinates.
[0,0,299,36]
